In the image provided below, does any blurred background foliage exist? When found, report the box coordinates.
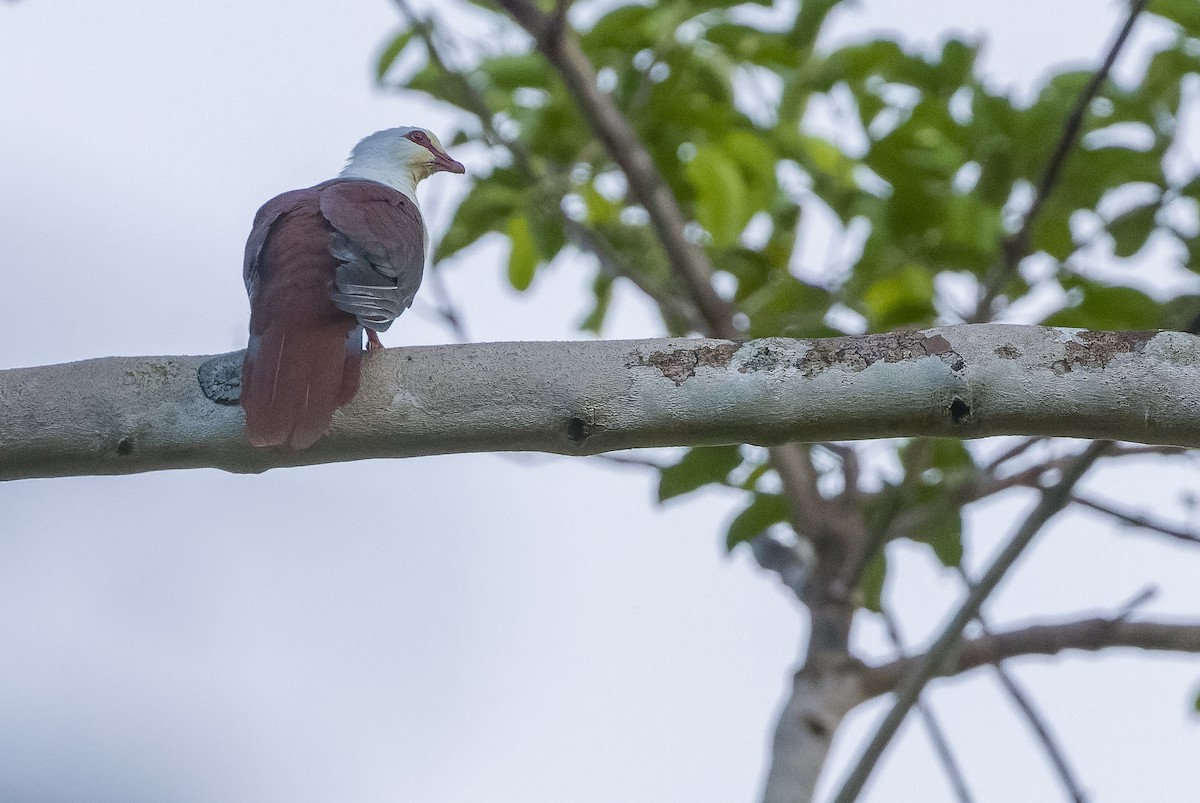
[376,0,1200,607]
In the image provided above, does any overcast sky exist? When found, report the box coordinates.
[1,1,1198,801]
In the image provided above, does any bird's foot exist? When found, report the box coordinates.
[366,330,384,352]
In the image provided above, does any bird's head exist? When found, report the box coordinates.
[342,126,465,191]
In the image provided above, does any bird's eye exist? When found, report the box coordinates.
[411,131,427,143]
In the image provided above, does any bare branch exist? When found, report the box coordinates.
[1109,444,1190,459]
[7,326,1200,480]
[831,440,1110,803]
[955,566,1088,803]
[591,453,665,470]
[880,610,975,803]
[988,663,1087,803]
[860,615,1200,698]
[972,0,1150,321]
[983,436,1044,473]
[970,454,1078,500]
[423,264,470,342]
[1076,492,1200,544]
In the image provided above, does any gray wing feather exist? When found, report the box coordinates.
[318,181,426,333]
[328,234,414,331]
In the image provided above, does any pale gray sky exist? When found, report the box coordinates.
[1,1,1198,801]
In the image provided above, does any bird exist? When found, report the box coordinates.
[239,126,464,449]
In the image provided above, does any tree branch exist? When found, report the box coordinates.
[1072,493,1200,546]
[495,0,738,338]
[955,566,1088,803]
[494,0,839,543]
[860,617,1200,698]
[972,0,1150,321]
[390,0,706,332]
[831,440,1111,803]
[5,325,1200,480]
[880,609,975,803]
[987,661,1087,803]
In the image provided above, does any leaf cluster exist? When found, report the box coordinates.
[378,0,1200,600]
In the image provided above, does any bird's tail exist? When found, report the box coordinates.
[241,323,363,449]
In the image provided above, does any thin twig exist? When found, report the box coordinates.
[955,567,1088,803]
[1109,444,1190,459]
[1114,585,1158,620]
[880,609,975,803]
[984,437,1044,474]
[993,662,1089,796]
[425,265,470,342]
[1073,494,1200,545]
[989,665,1086,803]
[832,440,1110,803]
[971,0,1150,322]
[591,453,664,469]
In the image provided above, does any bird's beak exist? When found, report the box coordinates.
[432,150,466,175]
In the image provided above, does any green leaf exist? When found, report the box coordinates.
[722,130,780,213]
[1057,145,1165,212]
[527,201,567,263]
[1193,684,1200,714]
[924,510,964,567]
[506,214,538,291]
[861,263,937,329]
[687,145,750,247]
[582,182,620,225]
[583,4,668,52]
[579,273,614,334]
[938,38,978,87]
[935,195,1004,273]
[740,273,832,338]
[813,40,907,89]
[1108,202,1161,259]
[376,29,414,82]
[1150,0,1200,34]
[1043,278,1165,329]
[789,0,842,52]
[902,438,975,479]
[435,180,524,262]
[725,493,791,550]
[794,135,857,187]
[482,53,554,91]
[892,438,972,567]
[705,24,795,68]
[658,446,742,503]
[858,550,887,613]
[1031,203,1077,260]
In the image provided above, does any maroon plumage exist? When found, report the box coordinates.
[239,179,425,449]
[238,127,464,449]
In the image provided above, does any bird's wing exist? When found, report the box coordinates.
[242,188,311,301]
[318,179,426,333]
